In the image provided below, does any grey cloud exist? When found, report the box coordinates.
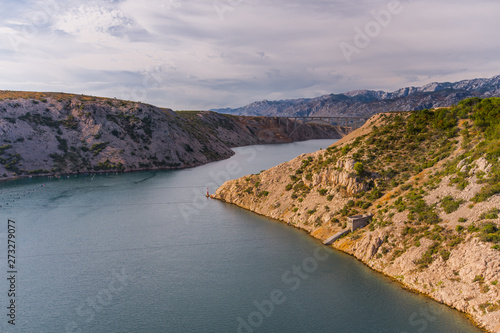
[0,0,499,110]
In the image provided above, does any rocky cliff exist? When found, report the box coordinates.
[215,97,500,332]
[213,75,500,119]
[0,91,342,180]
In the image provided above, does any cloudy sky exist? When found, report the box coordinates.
[0,0,499,110]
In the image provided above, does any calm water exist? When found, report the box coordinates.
[0,140,482,333]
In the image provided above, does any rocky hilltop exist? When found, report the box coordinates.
[213,75,500,118]
[215,97,500,332]
[0,91,342,180]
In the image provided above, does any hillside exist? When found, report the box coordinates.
[0,91,342,180]
[213,75,500,118]
[215,97,500,332]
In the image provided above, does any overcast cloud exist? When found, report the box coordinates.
[0,0,499,109]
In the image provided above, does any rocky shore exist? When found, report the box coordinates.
[214,100,500,332]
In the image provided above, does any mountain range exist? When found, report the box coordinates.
[212,75,500,118]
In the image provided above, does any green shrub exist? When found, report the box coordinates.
[468,224,479,233]
[366,187,382,200]
[401,226,416,236]
[354,162,364,176]
[0,144,13,154]
[62,115,78,129]
[90,142,108,156]
[473,275,485,283]
[318,189,328,196]
[440,195,463,214]
[472,184,500,203]
[257,191,269,198]
[440,249,451,261]
[479,223,500,243]
[448,236,463,248]
[415,242,441,268]
[480,209,499,220]
[361,202,371,209]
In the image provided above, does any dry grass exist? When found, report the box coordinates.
[329,113,387,148]
[0,90,106,102]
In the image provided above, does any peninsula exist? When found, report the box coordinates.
[215,97,500,332]
[0,91,342,180]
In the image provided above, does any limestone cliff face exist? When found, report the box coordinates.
[215,153,368,230]
[0,91,342,179]
[311,159,371,194]
[215,103,500,333]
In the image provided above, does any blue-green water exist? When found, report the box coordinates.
[0,140,482,332]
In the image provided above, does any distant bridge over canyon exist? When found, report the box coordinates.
[274,116,369,134]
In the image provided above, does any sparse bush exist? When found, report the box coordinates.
[90,142,108,156]
[479,223,500,243]
[257,191,269,198]
[415,242,441,268]
[440,249,451,261]
[473,275,485,283]
[441,195,463,214]
[353,162,364,176]
[480,209,499,220]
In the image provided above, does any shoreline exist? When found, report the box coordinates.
[214,198,490,333]
[0,138,342,184]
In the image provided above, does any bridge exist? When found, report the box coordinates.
[274,116,369,134]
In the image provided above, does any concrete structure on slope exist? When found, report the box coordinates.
[347,214,373,232]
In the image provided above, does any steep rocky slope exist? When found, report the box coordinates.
[215,97,500,332]
[0,91,342,180]
[213,75,500,118]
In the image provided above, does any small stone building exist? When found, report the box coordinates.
[347,214,372,232]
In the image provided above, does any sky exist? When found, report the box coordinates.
[0,0,499,110]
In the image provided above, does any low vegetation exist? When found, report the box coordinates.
[231,97,500,267]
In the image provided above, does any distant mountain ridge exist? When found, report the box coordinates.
[213,75,500,117]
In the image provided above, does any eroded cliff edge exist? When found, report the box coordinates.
[0,91,342,180]
[215,98,500,332]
